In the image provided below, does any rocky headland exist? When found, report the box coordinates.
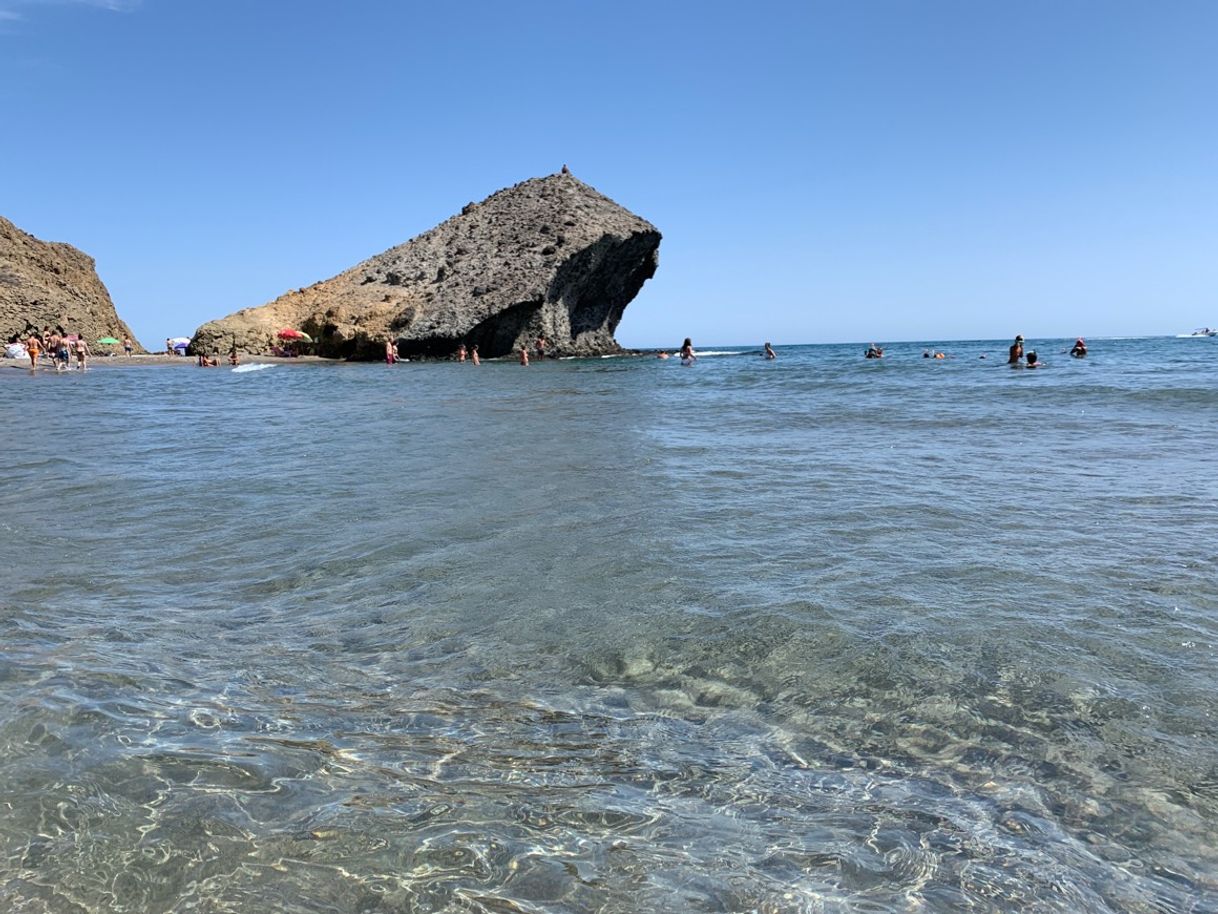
[1,216,144,350]
[191,172,660,359]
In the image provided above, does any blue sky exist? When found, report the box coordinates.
[2,0,1215,347]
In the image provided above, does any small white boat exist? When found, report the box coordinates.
[1177,328,1218,338]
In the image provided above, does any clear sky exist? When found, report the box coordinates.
[2,0,1215,348]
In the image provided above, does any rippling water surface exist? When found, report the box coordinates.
[2,337,1216,913]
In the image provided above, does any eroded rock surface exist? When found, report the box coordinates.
[0,216,144,350]
[192,173,660,358]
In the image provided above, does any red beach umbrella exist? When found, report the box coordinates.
[277,328,312,342]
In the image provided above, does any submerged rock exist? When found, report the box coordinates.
[191,172,660,359]
[0,216,144,350]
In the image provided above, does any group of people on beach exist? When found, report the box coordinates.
[383,335,559,366]
[11,326,129,372]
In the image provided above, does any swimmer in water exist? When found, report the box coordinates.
[864,344,883,359]
[763,341,776,360]
[657,351,670,359]
[1008,335,1024,365]
[471,344,480,366]
[1026,350,1043,368]
[457,344,467,362]
[680,338,696,363]
[519,347,529,366]
[1070,337,1087,357]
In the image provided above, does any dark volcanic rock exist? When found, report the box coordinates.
[0,216,144,350]
[191,173,660,359]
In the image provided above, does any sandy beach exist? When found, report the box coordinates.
[1,352,334,370]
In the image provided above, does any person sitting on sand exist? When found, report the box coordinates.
[1071,337,1087,357]
[763,342,777,360]
[1008,335,1024,364]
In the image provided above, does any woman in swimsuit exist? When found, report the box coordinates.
[74,336,90,370]
[26,334,40,370]
[680,338,696,364]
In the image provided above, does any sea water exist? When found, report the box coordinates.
[1,337,1215,913]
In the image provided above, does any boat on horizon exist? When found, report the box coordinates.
[1176,327,1217,338]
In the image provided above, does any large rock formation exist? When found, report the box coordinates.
[192,173,660,359]
[1,216,144,351]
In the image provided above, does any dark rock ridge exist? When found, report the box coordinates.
[0,216,144,350]
[191,173,660,359]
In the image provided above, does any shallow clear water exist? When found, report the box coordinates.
[2,337,1216,913]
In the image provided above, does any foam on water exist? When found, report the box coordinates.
[1,336,1216,913]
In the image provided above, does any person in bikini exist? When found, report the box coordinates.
[25,333,41,370]
[74,335,90,370]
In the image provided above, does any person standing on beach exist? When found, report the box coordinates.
[25,332,41,370]
[46,330,61,369]
[56,335,71,371]
[535,336,546,361]
[1008,335,1024,365]
[471,344,480,366]
[123,336,133,357]
[74,335,90,370]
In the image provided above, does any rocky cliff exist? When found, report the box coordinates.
[191,173,660,359]
[0,216,144,351]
